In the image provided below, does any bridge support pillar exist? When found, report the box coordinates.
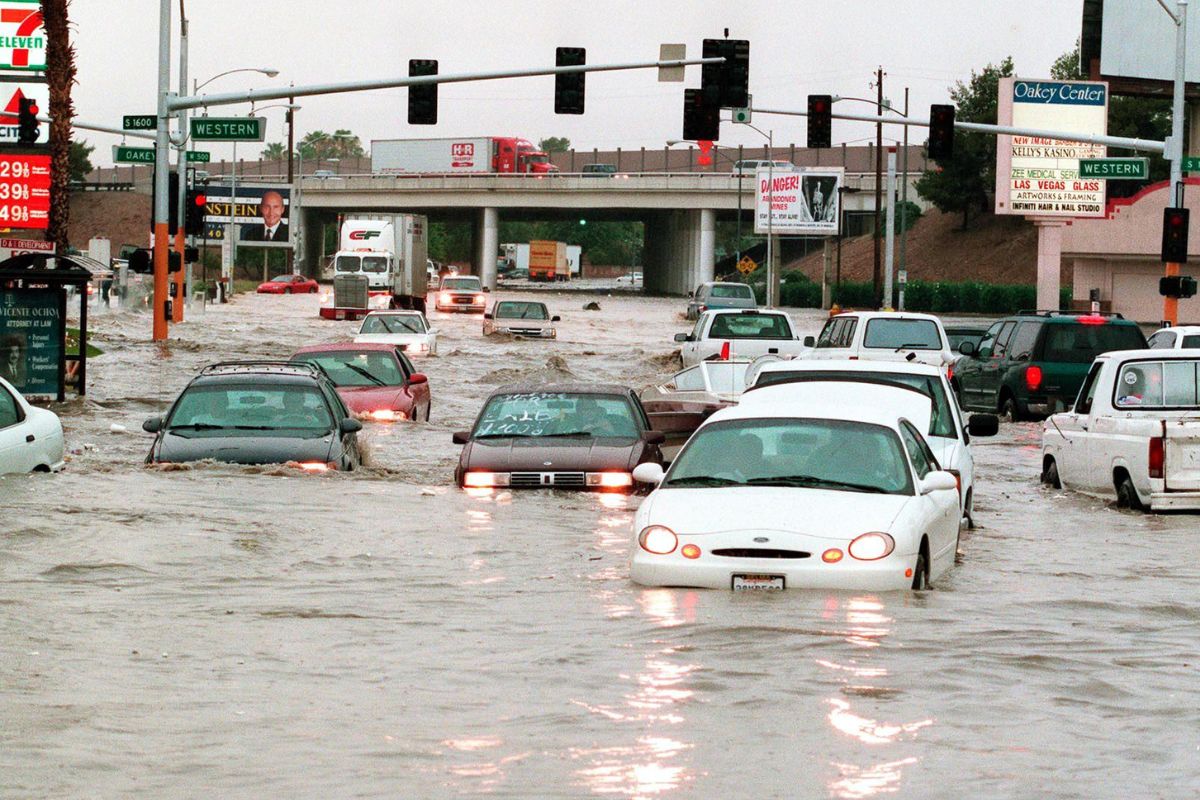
[644,209,716,296]
[476,207,499,290]
[698,208,716,285]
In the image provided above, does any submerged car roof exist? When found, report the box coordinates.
[721,381,934,432]
[293,342,404,354]
[489,382,631,398]
[192,361,326,386]
[755,359,943,377]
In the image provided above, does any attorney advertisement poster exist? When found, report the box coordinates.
[754,167,843,235]
[0,288,61,396]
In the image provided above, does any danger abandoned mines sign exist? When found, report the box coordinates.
[995,78,1109,218]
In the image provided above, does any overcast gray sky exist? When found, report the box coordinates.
[70,1,1085,167]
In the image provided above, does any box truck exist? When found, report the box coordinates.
[528,240,569,282]
[320,214,429,319]
[371,137,558,175]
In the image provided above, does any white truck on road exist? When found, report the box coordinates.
[1041,348,1200,511]
[675,309,811,368]
[325,214,428,317]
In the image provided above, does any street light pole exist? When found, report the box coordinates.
[1163,0,1188,326]
[151,0,172,341]
[173,9,188,322]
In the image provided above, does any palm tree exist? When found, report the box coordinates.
[42,0,74,254]
[261,142,288,160]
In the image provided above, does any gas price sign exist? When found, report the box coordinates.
[0,153,50,229]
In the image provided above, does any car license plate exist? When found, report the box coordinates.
[732,574,785,592]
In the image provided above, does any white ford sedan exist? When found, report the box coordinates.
[628,384,962,591]
[353,311,438,356]
[0,376,65,475]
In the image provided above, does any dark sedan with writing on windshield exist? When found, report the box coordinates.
[141,361,362,471]
[452,383,665,491]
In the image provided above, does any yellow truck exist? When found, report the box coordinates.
[528,240,569,282]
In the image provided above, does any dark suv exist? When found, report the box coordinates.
[954,311,1147,420]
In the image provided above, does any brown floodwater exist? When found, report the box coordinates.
[2,291,1198,798]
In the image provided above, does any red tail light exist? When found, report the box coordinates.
[719,341,731,360]
[1149,436,1165,479]
[1077,315,1107,325]
[1024,365,1043,391]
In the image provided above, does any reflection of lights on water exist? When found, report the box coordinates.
[443,736,503,752]
[636,589,699,628]
[814,659,887,680]
[827,698,932,745]
[571,737,693,797]
[466,508,492,533]
[464,487,494,499]
[829,757,918,800]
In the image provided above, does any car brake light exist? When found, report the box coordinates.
[585,471,633,489]
[946,366,954,382]
[947,469,962,500]
[719,341,731,360]
[699,305,707,313]
[464,471,511,488]
[1025,365,1043,391]
[1149,435,1165,479]
[1077,315,1107,325]
[369,409,406,422]
[639,525,678,555]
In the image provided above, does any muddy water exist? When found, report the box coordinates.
[2,292,1199,799]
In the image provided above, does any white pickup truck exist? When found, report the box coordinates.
[675,309,811,368]
[1041,348,1200,511]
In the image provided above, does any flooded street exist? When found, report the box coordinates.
[3,291,1199,798]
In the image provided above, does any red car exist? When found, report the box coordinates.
[258,274,320,294]
[290,343,432,422]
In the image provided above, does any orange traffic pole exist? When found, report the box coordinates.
[152,224,170,340]
[1164,262,1180,327]
[173,226,185,322]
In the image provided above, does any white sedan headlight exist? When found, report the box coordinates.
[847,532,895,561]
[638,525,678,555]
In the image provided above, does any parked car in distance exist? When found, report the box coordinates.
[434,275,487,313]
[629,382,962,591]
[805,311,954,369]
[676,309,810,368]
[581,163,618,177]
[452,383,665,491]
[615,271,643,287]
[746,360,998,526]
[0,376,65,474]
[1041,348,1200,511]
[730,159,793,177]
[257,274,320,294]
[955,310,1148,420]
[686,281,757,320]
[353,310,438,355]
[1148,325,1200,350]
[483,300,559,338]
[142,361,362,470]
[290,343,431,422]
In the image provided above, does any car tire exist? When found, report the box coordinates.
[1041,457,1061,489]
[1000,394,1021,423]
[911,547,930,591]
[284,287,293,295]
[1116,473,1145,511]
[964,488,976,529]
[310,286,319,294]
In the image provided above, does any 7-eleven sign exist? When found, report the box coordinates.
[0,82,48,144]
[0,0,45,71]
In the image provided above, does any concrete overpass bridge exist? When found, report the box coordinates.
[295,170,928,294]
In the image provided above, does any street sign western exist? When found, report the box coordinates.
[113,146,154,164]
[1079,157,1149,179]
[122,115,156,131]
[190,117,265,142]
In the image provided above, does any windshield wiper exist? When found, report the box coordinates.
[168,422,225,430]
[342,363,387,385]
[538,431,594,437]
[894,343,929,352]
[665,475,743,487]
[745,474,889,493]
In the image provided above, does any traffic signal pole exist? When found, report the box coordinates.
[152,0,172,341]
[1163,0,1188,327]
[173,11,188,324]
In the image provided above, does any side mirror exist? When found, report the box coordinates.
[967,414,999,437]
[142,416,163,433]
[551,315,561,323]
[340,418,363,434]
[408,372,428,385]
[642,430,666,445]
[919,470,959,495]
[673,333,690,343]
[633,462,665,485]
[483,312,493,320]
[958,340,976,356]
[452,431,470,445]
[803,335,816,347]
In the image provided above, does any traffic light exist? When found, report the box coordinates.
[1161,207,1189,263]
[149,172,180,235]
[17,96,39,144]
[807,94,832,149]
[167,250,183,274]
[1160,275,1198,298]
[701,38,750,108]
[682,88,719,142]
[554,47,586,115]
[408,59,438,125]
[185,189,207,237]
[928,104,956,160]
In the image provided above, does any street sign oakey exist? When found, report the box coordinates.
[113,145,155,164]
[190,117,265,142]
[122,115,156,131]
[1078,157,1148,179]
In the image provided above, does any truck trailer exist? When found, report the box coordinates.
[371,137,558,175]
[321,213,429,319]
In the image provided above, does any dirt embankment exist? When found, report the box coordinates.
[787,207,1065,285]
[68,191,150,252]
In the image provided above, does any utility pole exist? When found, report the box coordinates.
[1164,0,1188,327]
[286,93,295,273]
[873,66,884,309]
[883,146,897,310]
[899,86,909,311]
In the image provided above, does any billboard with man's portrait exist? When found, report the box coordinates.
[200,184,293,248]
